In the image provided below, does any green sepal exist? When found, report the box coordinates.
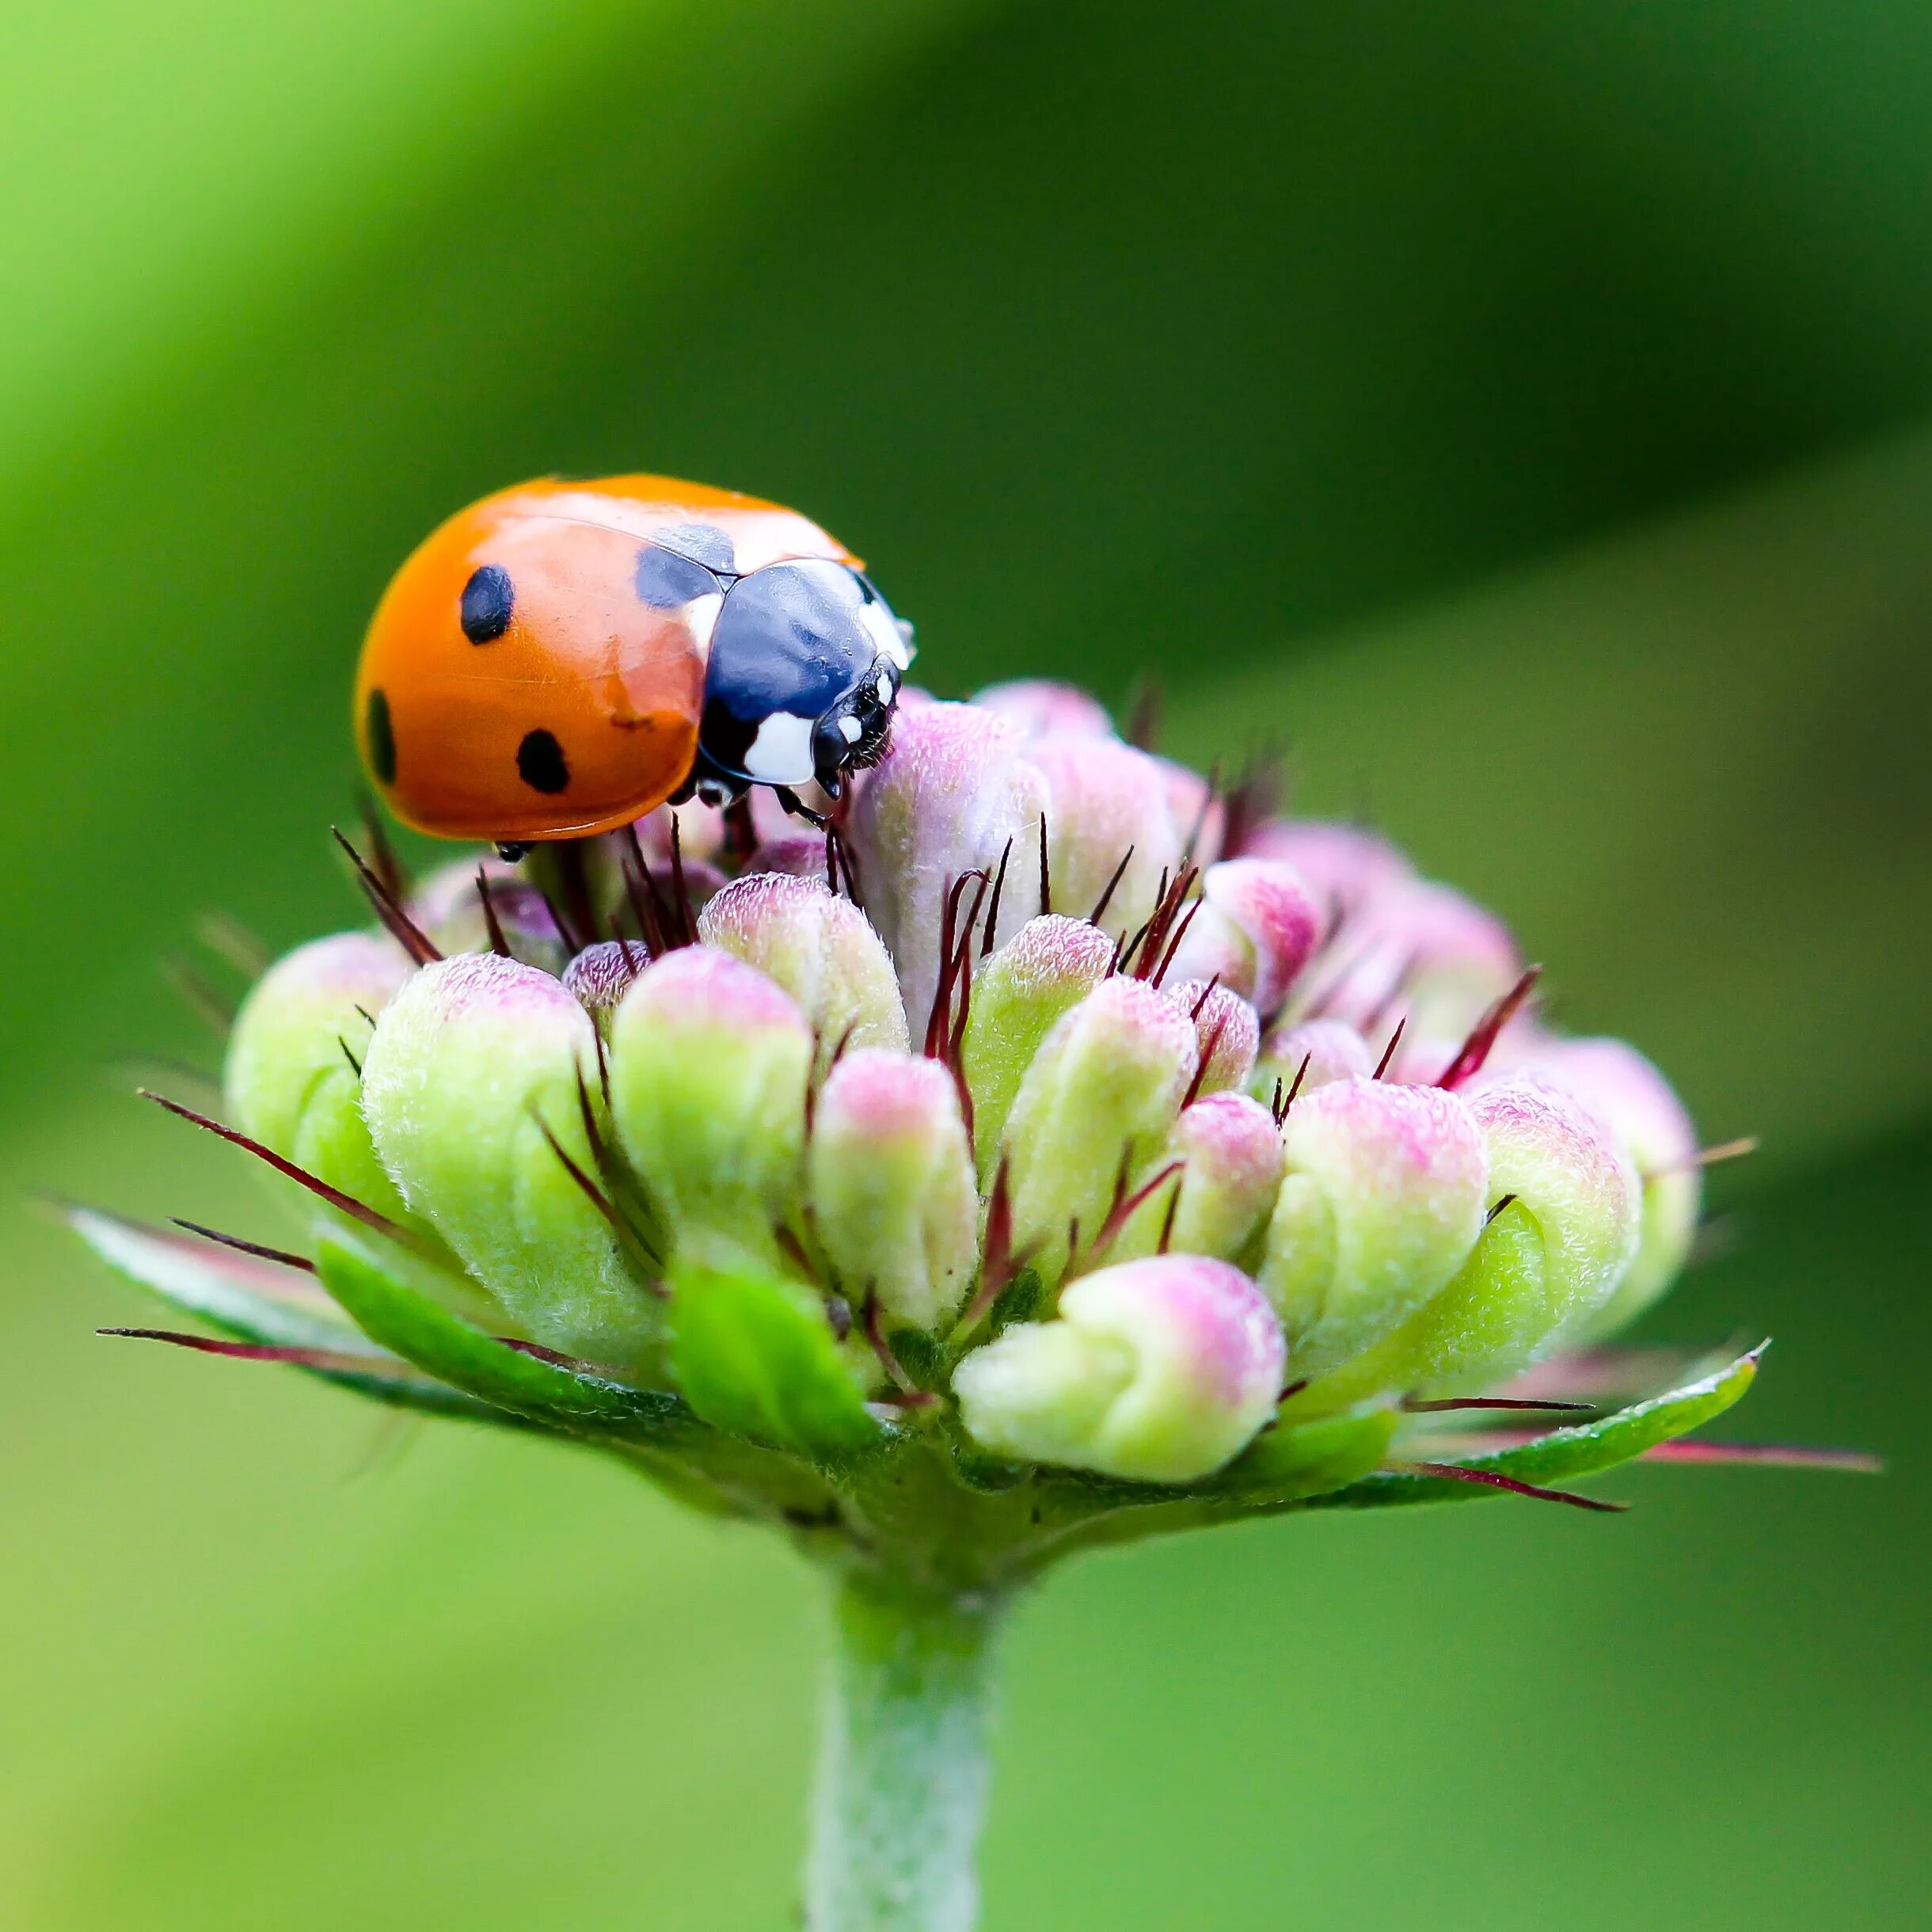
[1213,1407,1400,1503]
[1313,1344,1765,1510]
[316,1238,686,1442]
[68,1206,515,1424]
[669,1259,881,1460]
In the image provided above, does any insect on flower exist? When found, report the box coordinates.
[353,475,913,852]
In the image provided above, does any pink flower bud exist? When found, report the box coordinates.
[1164,979,1260,1097]
[409,860,569,973]
[561,939,649,1026]
[1258,1078,1490,1383]
[1027,735,1184,946]
[1240,819,1411,915]
[1113,1092,1285,1265]
[847,702,1048,1028]
[808,1050,978,1330]
[1162,858,1320,1017]
[698,873,909,1074]
[971,679,1114,739]
[953,1254,1284,1482]
[1253,1017,1376,1103]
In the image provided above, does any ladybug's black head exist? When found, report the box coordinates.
[692,559,912,806]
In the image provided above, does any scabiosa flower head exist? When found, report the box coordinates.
[94,672,1801,1527]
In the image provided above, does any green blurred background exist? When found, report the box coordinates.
[4,2,1929,1924]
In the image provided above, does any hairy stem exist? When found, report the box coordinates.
[805,1565,1005,1932]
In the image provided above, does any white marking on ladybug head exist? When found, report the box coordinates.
[743,709,817,785]
[839,713,864,744]
[682,591,724,651]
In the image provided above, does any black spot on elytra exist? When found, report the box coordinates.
[516,728,569,794]
[460,565,514,643]
[364,688,397,784]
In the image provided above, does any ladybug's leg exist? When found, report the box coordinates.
[774,786,827,829]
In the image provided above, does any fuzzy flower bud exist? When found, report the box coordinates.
[698,873,909,1074]
[224,932,414,1223]
[959,915,1116,1178]
[360,954,656,1372]
[1303,1074,1641,1409]
[1258,1078,1490,1382]
[1242,820,1409,918]
[953,1255,1284,1482]
[1251,1017,1377,1104]
[561,938,649,1033]
[971,679,1113,740]
[1001,978,1199,1284]
[848,701,1048,1027]
[607,946,812,1269]
[808,1050,978,1331]
[1113,1092,1285,1266]
[1162,858,1320,1017]
[1516,1037,1700,1337]
[1027,735,1182,945]
[409,860,571,974]
[1165,979,1260,1097]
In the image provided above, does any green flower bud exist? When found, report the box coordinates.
[1517,1038,1700,1339]
[1300,1074,1640,1409]
[1002,978,1199,1286]
[1257,1077,1489,1382]
[224,932,414,1223]
[1165,979,1260,1097]
[561,939,650,1037]
[1250,1017,1376,1106]
[698,872,909,1076]
[808,1050,978,1330]
[959,915,1115,1181]
[607,945,812,1272]
[953,1254,1284,1482]
[1163,858,1321,1017]
[360,954,659,1373]
[1111,1092,1286,1266]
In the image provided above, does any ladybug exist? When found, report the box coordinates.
[353,474,911,851]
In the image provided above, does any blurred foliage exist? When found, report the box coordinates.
[2,1,1928,1926]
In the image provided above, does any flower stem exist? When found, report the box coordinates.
[806,1565,1005,1932]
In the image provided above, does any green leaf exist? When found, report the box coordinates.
[1311,1344,1766,1511]
[68,1205,513,1423]
[1213,1408,1401,1504]
[669,1261,880,1460]
[315,1238,686,1443]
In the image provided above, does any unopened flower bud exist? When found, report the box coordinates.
[410,860,571,974]
[1302,1074,1640,1409]
[361,954,657,1372]
[225,933,415,1223]
[848,701,1048,1026]
[1251,1017,1376,1105]
[561,939,650,1033]
[1516,1038,1699,1337]
[1027,736,1182,945]
[1112,1092,1285,1266]
[808,1050,977,1330]
[744,834,832,882]
[698,873,908,1076]
[1241,819,1409,917]
[1162,858,1320,1017]
[1164,979,1260,1097]
[607,946,812,1268]
[953,1255,1284,1482]
[960,915,1116,1177]
[971,679,1113,739]
[1002,978,1199,1284]
[1258,1078,1490,1382]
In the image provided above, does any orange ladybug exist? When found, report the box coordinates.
[354,474,911,851]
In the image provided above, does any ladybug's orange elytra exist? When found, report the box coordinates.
[354,474,910,846]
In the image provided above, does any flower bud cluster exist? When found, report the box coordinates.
[215,685,1708,1493]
